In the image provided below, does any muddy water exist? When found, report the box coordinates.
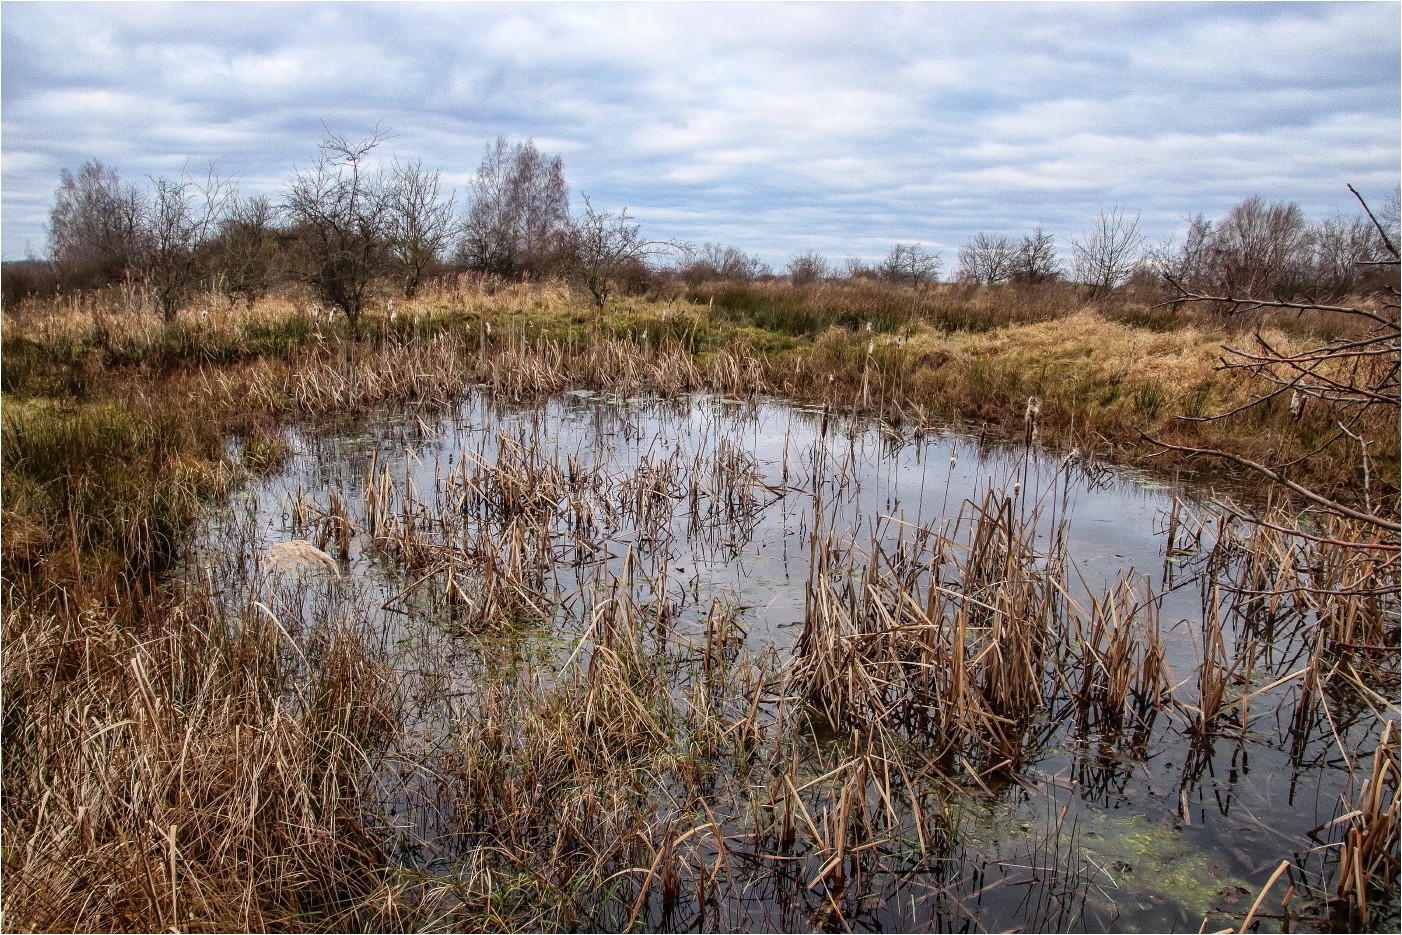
[186,390,1395,933]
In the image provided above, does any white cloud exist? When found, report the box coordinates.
[214,50,338,88]
[2,1,1397,266]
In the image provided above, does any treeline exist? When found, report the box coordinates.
[5,126,1398,316]
[781,197,1397,300]
[8,130,683,319]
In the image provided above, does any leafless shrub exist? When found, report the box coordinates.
[841,255,879,281]
[47,159,147,288]
[211,193,282,308]
[385,159,456,298]
[1198,196,1311,299]
[282,128,396,326]
[787,250,829,286]
[1162,194,1393,305]
[566,195,685,308]
[879,242,942,288]
[678,243,770,285]
[957,232,1013,285]
[140,165,235,322]
[1011,226,1062,284]
[1310,212,1386,297]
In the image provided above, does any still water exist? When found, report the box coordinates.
[186,389,1395,932]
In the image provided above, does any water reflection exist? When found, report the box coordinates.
[185,390,1394,932]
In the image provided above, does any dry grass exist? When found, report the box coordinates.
[3,278,1396,931]
[1,595,400,931]
[1335,721,1400,928]
[6,275,1389,501]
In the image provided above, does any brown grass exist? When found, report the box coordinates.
[1,595,400,931]
[3,277,1396,931]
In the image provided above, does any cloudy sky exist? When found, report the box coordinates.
[2,1,1398,266]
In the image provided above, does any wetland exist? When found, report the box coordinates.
[185,386,1396,932]
[3,282,1396,932]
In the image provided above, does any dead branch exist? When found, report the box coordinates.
[1140,433,1399,534]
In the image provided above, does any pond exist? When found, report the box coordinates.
[184,388,1398,933]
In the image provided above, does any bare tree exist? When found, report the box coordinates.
[1204,195,1311,298]
[47,160,147,287]
[680,243,770,285]
[282,129,394,326]
[1151,186,1399,543]
[1309,213,1387,297]
[1071,206,1144,296]
[1011,227,1062,284]
[1158,214,1215,289]
[841,256,878,281]
[212,193,282,309]
[386,159,455,298]
[566,195,684,308]
[880,243,942,288]
[956,233,1013,285]
[1165,196,1386,304]
[787,250,829,286]
[458,138,569,279]
[140,166,235,322]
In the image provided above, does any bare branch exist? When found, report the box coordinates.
[1140,433,1400,533]
[1349,183,1400,260]
[1155,280,1396,327]
[1214,501,1399,552]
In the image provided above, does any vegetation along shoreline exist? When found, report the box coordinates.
[2,131,1397,932]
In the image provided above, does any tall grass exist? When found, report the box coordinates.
[691,279,1085,335]
[3,279,1396,931]
[0,593,401,930]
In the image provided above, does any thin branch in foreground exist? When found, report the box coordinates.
[1212,501,1400,552]
[1139,432,1400,534]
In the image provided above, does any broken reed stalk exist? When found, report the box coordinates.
[1063,573,1170,733]
[0,591,399,930]
[791,487,1180,777]
[1334,720,1400,927]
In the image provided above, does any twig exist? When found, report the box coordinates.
[1141,433,1400,533]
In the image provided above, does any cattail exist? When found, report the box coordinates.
[1289,389,1305,421]
[1024,395,1042,443]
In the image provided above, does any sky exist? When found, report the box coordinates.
[2,1,1398,267]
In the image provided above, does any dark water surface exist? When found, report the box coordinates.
[188,390,1396,933]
